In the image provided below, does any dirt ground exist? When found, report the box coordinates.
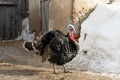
[0,40,119,80]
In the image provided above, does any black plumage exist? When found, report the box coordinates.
[37,30,79,74]
[23,42,34,51]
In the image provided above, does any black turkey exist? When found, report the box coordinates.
[37,24,79,74]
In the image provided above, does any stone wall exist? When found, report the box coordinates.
[29,0,111,33]
[49,0,110,33]
[74,0,110,22]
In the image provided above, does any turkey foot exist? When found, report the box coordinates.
[63,64,72,73]
[53,63,58,74]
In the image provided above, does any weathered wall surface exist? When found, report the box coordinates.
[49,0,72,33]
[29,0,41,33]
[29,0,111,33]
[74,0,110,22]
[49,0,110,33]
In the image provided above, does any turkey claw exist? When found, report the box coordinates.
[64,70,72,73]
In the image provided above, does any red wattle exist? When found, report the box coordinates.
[70,32,75,41]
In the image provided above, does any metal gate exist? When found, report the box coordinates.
[0,3,20,41]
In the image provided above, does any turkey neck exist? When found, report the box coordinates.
[69,31,75,42]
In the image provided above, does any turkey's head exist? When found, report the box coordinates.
[67,24,76,42]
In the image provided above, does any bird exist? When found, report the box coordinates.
[23,30,40,56]
[37,24,79,74]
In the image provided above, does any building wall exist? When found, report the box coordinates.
[49,0,72,34]
[49,0,110,33]
[29,0,111,33]
[74,0,110,22]
[29,0,41,33]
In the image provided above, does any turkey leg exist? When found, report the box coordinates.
[63,64,72,73]
[53,63,58,74]
[63,64,68,73]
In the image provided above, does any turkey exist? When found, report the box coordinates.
[37,24,79,74]
[23,30,40,56]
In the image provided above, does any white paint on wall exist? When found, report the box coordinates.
[68,2,120,73]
